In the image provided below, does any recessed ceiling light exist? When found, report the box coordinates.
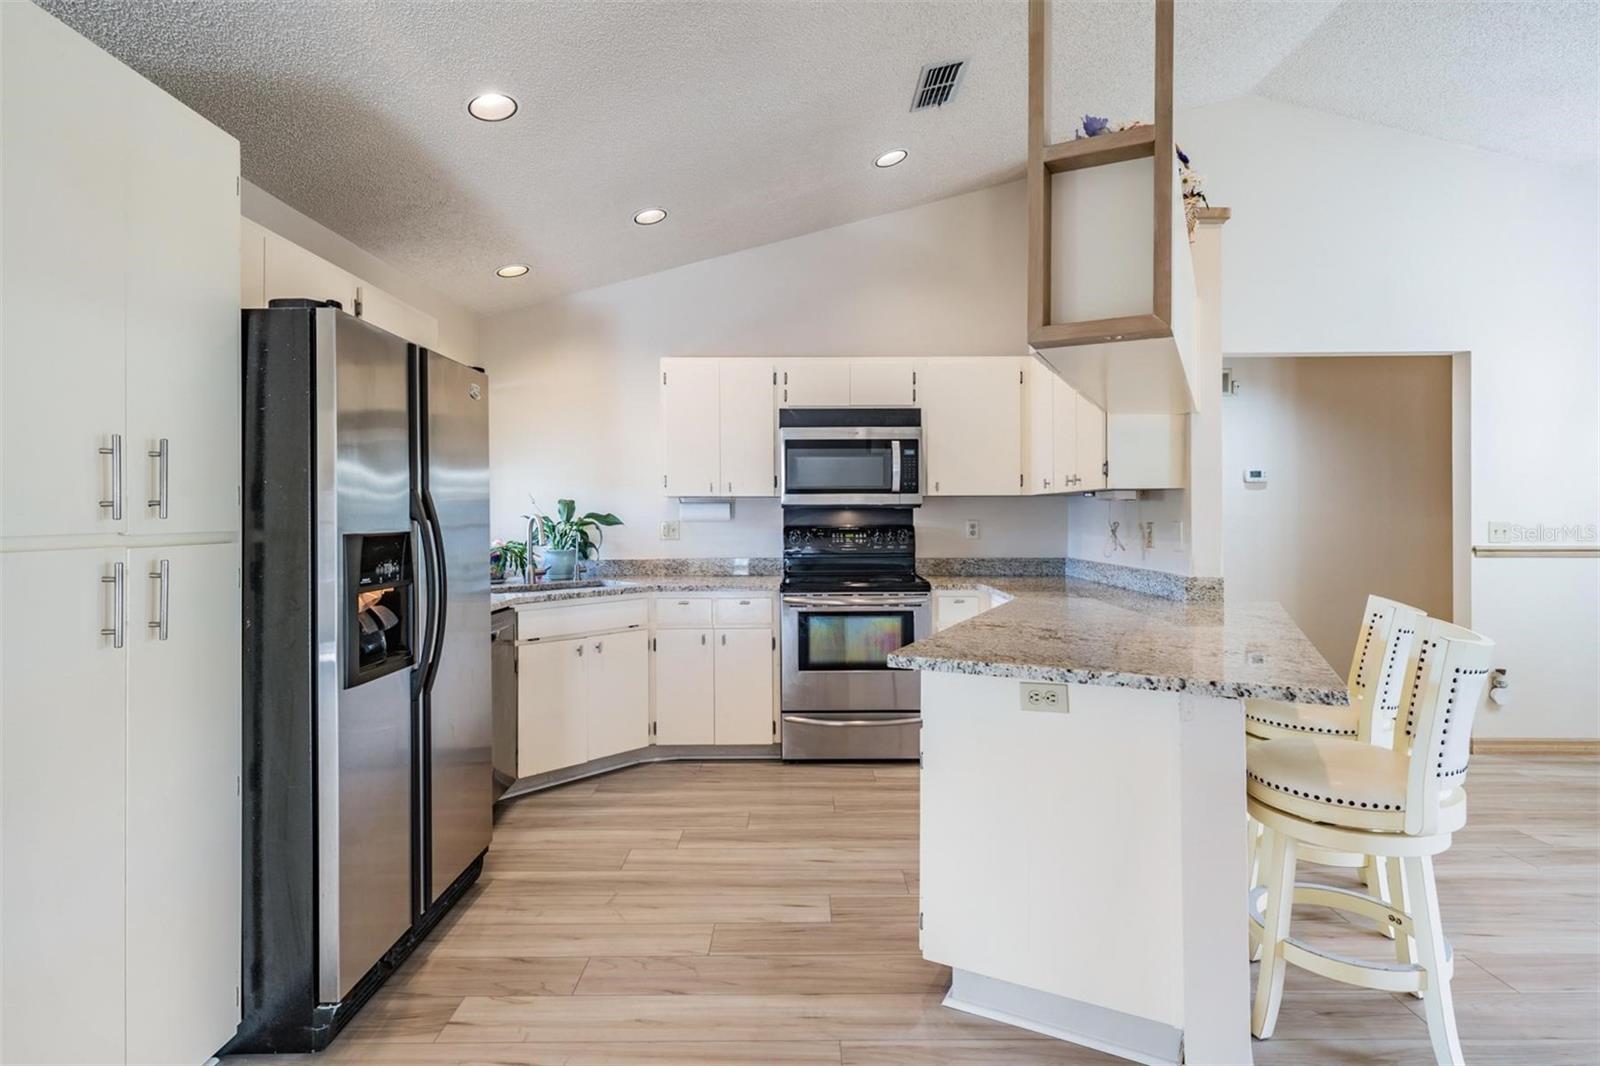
[874,149,908,168]
[495,263,529,278]
[633,207,668,226]
[467,92,518,122]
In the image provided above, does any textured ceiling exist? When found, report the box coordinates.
[37,1,1598,314]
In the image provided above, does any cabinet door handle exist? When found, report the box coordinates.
[721,633,727,646]
[146,438,169,519]
[594,640,603,653]
[577,644,584,657]
[147,559,170,640]
[98,434,123,520]
[727,481,733,493]
[100,561,125,648]
[934,480,940,493]
[701,633,707,645]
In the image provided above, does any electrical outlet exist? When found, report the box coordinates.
[1140,521,1155,550]
[1020,682,1068,712]
[659,520,680,541]
[964,519,980,539]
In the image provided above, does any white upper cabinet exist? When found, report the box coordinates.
[262,231,358,312]
[359,282,439,350]
[918,358,1025,496]
[660,357,722,496]
[0,8,132,539]
[1052,376,1081,490]
[125,72,241,538]
[849,359,916,405]
[718,359,776,496]
[1076,394,1108,491]
[660,358,776,497]
[1106,413,1186,490]
[776,358,850,406]
[1024,360,1056,494]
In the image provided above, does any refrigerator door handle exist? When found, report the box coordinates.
[420,484,449,693]
[411,495,439,687]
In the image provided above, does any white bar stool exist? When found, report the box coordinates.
[1245,596,1426,924]
[1246,618,1495,1066]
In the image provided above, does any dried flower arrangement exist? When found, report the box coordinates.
[1072,115,1208,240]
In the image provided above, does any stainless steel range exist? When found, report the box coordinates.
[779,507,930,761]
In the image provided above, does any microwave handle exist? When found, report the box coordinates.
[890,440,901,492]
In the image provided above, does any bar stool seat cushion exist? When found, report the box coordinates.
[1244,698,1359,738]
[1247,737,1410,832]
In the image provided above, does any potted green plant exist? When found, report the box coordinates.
[523,498,622,581]
[490,538,529,583]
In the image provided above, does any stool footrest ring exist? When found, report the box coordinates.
[1248,884,1452,994]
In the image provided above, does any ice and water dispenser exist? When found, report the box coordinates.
[343,532,414,687]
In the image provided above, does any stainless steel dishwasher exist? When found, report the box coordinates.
[490,608,518,795]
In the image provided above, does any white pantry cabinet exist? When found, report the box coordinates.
[660,358,776,497]
[0,6,243,1062]
[715,627,778,745]
[918,357,1025,496]
[776,357,851,406]
[652,627,716,744]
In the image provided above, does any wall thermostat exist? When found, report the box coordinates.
[1242,468,1267,484]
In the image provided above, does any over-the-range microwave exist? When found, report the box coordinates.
[777,407,922,507]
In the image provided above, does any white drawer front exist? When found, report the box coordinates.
[516,597,648,641]
[714,595,773,628]
[655,596,715,627]
[935,591,988,631]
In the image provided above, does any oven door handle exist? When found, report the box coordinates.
[784,715,922,727]
[783,597,929,609]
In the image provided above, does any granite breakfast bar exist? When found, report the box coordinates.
[888,580,1347,1066]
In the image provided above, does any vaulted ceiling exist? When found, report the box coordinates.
[40,1,1598,314]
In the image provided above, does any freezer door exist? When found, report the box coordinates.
[420,350,493,904]
[319,311,415,1002]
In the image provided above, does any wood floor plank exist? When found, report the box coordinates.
[385,956,589,997]
[437,992,1055,1044]
[709,918,920,956]
[841,1039,1117,1064]
[829,895,922,921]
[482,867,911,894]
[311,1041,845,1064]
[623,846,921,870]
[574,954,951,996]
[429,923,714,959]
[454,894,832,926]
[337,993,463,1044]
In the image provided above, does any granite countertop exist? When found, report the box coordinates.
[889,578,1348,704]
[491,575,780,608]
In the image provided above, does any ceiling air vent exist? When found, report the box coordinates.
[911,60,966,111]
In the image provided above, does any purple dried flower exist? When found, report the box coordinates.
[1176,144,1190,166]
[1081,114,1110,137]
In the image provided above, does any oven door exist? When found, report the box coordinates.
[779,429,920,507]
[780,593,929,713]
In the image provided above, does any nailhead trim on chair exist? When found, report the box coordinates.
[1243,711,1358,736]
[1246,769,1405,811]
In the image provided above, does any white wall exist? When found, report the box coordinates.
[241,180,482,364]
[1185,95,1598,738]
[480,182,1069,558]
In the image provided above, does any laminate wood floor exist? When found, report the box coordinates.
[232,755,1598,1065]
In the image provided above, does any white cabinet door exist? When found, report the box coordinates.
[1,547,128,1065]
[588,628,650,760]
[241,217,269,308]
[919,358,1024,496]
[1024,363,1056,494]
[714,627,775,745]
[517,638,588,775]
[263,231,359,311]
[1052,377,1079,491]
[359,282,439,350]
[652,628,715,745]
[0,6,130,539]
[850,359,916,405]
[776,358,850,407]
[125,73,241,539]
[660,358,721,496]
[125,542,240,1064]
[718,359,776,497]
[1075,394,1107,491]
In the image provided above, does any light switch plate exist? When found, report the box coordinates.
[1020,682,1068,712]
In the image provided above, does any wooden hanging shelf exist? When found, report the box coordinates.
[1041,126,1156,174]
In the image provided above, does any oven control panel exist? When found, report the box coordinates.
[785,525,914,554]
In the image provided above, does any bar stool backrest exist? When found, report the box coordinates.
[1399,618,1496,835]
[1348,596,1427,747]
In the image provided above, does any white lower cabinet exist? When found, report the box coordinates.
[587,628,650,760]
[935,590,989,632]
[1,543,241,1065]
[714,627,777,745]
[652,628,716,744]
[517,637,590,776]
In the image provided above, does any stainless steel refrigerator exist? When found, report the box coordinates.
[233,300,491,1052]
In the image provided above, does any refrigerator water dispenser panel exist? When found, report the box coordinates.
[344,532,414,687]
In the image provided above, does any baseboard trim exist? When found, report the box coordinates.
[1472,738,1600,755]
[497,745,782,802]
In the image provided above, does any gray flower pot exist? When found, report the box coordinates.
[542,548,579,582]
